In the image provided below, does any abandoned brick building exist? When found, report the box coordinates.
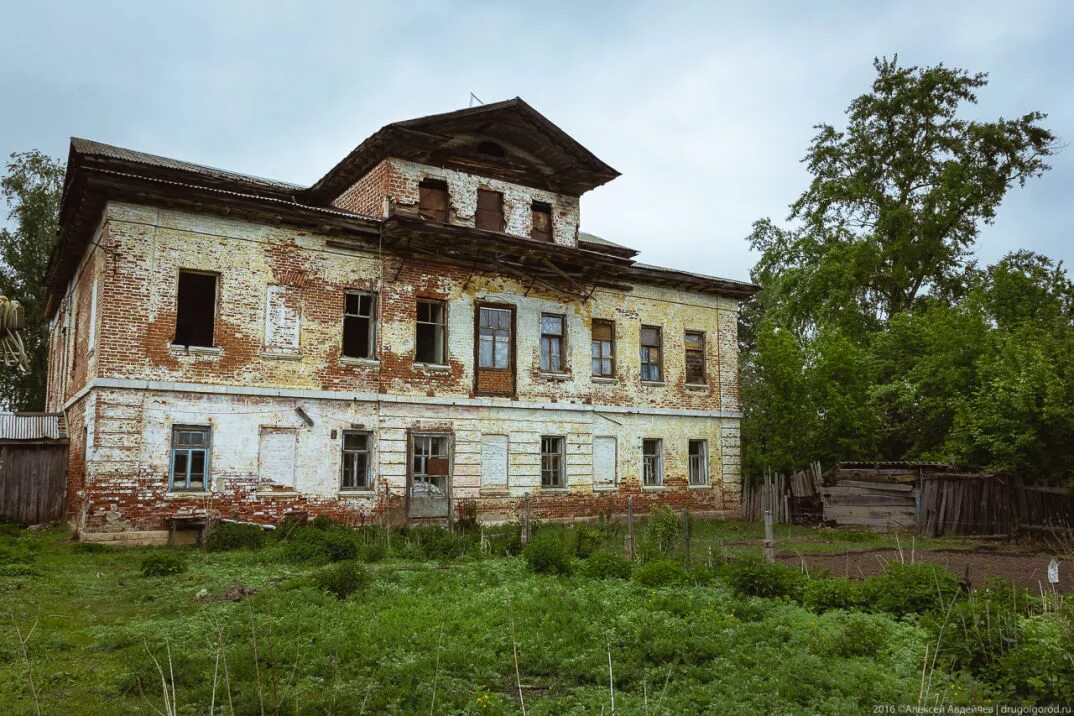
[44,99,758,542]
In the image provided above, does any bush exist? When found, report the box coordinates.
[206,522,266,552]
[140,551,188,577]
[803,577,864,612]
[645,506,681,556]
[407,526,471,561]
[484,525,523,556]
[832,612,892,658]
[280,527,357,564]
[632,559,688,587]
[579,552,633,580]
[861,562,961,617]
[572,524,603,558]
[0,543,35,565]
[725,559,806,600]
[311,515,336,531]
[992,613,1074,704]
[313,561,371,600]
[0,563,42,577]
[522,533,574,575]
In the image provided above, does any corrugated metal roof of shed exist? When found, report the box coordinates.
[0,413,66,440]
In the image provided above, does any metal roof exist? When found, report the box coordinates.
[578,231,635,253]
[0,413,66,441]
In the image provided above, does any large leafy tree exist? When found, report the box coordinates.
[0,151,64,411]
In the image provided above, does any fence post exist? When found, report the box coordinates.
[763,468,775,563]
[521,492,531,545]
[625,496,635,560]
[682,508,691,566]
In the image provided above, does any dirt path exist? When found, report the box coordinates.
[777,548,1072,593]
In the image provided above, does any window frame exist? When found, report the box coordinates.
[685,330,706,385]
[340,430,373,492]
[476,304,514,370]
[642,438,663,487]
[640,325,663,382]
[530,201,553,242]
[342,290,377,360]
[688,439,709,487]
[418,178,449,223]
[539,312,567,373]
[169,424,211,492]
[475,188,504,232]
[172,270,219,348]
[591,319,615,378]
[411,433,452,497]
[415,299,448,365]
[540,435,566,489]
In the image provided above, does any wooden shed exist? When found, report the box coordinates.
[0,412,68,524]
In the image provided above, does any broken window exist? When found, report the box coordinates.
[640,326,663,382]
[170,425,210,491]
[642,438,663,487]
[173,271,217,348]
[415,299,447,365]
[591,319,615,378]
[412,434,450,497]
[342,291,376,359]
[478,307,512,369]
[475,189,504,232]
[418,178,449,223]
[689,439,709,486]
[685,331,706,384]
[541,436,565,488]
[540,313,565,372]
[531,201,553,242]
[341,431,372,490]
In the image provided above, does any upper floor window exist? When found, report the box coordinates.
[478,307,511,369]
[341,431,372,491]
[640,326,663,382]
[541,436,565,488]
[531,201,553,242]
[416,299,447,365]
[174,270,217,348]
[343,291,376,360]
[475,189,504,232]
[591,319,615,378]
[540,313,565,372]
[419,178,449,223]
[685,331,706,384]
[642,438,663,487]
[170,425,210,491]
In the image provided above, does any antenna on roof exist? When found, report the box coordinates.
[468,92,484,107]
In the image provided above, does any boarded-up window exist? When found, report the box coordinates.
[264,285,302,353]
[531,201,552,242]
[341,431,372,490]
[174,271,217,347]
[541,436,565,488]
[593,436,617,489]
[640,326,662,382]
[642,438,663,486]
[343,291,376,359]
[416,300,447,364]
[259,427,297,487]
[685,331,705,384]
[540,314,565,372]
[480,434,508,490]
[591,319,614,378]
[475,189,503,232]
[419,179,449,223]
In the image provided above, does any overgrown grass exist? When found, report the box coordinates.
[0,522,1068,714]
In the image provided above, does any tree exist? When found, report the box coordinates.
[0,151,64,411]
[749,57,1056,336]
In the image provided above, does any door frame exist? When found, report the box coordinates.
[405,428,455,526]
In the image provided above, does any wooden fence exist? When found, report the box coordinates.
[741,463,823,524]
[0,441,68,524]
[919,475,1073,537]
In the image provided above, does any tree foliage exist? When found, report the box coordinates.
[742,58,1072,482]
[0,151,64,410]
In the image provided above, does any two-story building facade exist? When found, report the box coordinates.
[44,99,758,542]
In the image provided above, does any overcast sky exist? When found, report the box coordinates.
[1,1,1071,283]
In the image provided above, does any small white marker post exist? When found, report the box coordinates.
[1048,558,1060,586]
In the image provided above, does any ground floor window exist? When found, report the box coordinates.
[170,425,210,491]
[412,434,450,497]
[341,431,372,490]
[688,439,708,486]
[642,438,663,486]
[541,436,565,488]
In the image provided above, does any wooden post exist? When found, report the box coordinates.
[763,468,775,563]
[682,508,691,566]
[625,496,635,560]
[521,492,531,545]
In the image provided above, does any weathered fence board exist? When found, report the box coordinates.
[0,443,68,524]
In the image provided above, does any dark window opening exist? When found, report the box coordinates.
[685,331,706,384]
[173,271,217,347]
[689,439,708,486]
[591,319,615,378]
[343,291,376,359]
[541,436,565,488]
[475,189,504,232]
[171,425,210,491]
[419,179,449,223]
[531,201,553,242]
[642,438,663,486]
[478,307,512,369]
[341,431,372,490]
[540,313,565,372]
[476,141,506,158]
[416,300,447,364]
[640,326,663,382]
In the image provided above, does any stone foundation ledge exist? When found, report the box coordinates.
[77,530,171,547]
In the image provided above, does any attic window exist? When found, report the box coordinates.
[173,271,217,348]
[475,189,504,232]
[419,179,449,223]
[531,201,552,242]
[476,141,505,158]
